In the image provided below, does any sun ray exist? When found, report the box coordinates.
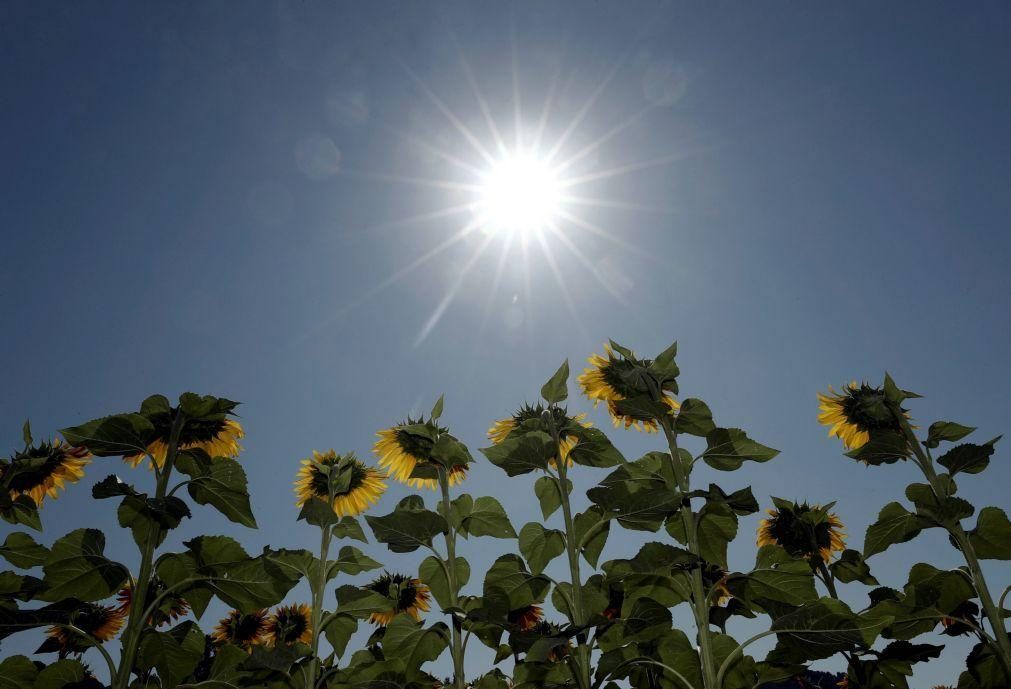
[546,221,628,304]
[535,230,586,338]
[414,232,496,347]
[357,203,473,237]
[544,54,626,165]
[558,146,712,188]
[341,168,480,194]
[386,126,487,178]
[452,41,508,156]
[552,102,655,175]
[559,194,679,215]
[556,208,669,266]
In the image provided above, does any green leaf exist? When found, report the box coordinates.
[0,532,48,569]
[329,545,382,577]
[937,437,1000,476]
[574,506,610,567]
[905,482,974,524]
[59,412,153,457]
[419,555,470,609]
[540,360,570,403]
[33,659,88,689]
[322,612,358,659]
[566,426,625,468]
[863,502,929,558]
[381,615,451,672]
[518,523,566,574]
[184,536,300,612]
[768,598,864,663]
[534,475,567,519]
[702,428,779,471]
[136,621,206,689]
[21,421,32,447]
[365,497,447,553]
[430,394,445,421]
[481,554,550,620]
[968,507,1011,560]
[0,655,37,689]
[830,549,879,586]
[332,515,368,543]
[298,496,342,528]
[155,552,212,619]
[334,584,391,619]
[264,548,318,587]
[674,398,716,437]
[118,494,191,547]
[176,452,257,528]
[480,431,554,476]
[39,529,128,602]
[650,340,680,388]
[925,421,976,449]
[726,557,818,618]
[667,502,737,569]
[461,496,516,539]
[0,496,42,532]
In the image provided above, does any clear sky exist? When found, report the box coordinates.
[2,2,1010,685]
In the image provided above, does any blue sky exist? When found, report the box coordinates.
[2,2,1010,685]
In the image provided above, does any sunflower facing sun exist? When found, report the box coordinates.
[294,450,387,517]
[487,403,592,469]
[578,343,679,432]
[373,418,468,490]
[365,572,432,626]
[757,500,847,563]
[817,382,906,451]
[38,603,125,658]
[263,603,313,647]
[3,439,90,507]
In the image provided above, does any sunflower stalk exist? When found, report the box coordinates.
[891,409,1011,680]
[438,465,467,689]
[546,409,592,689]
[658,416,718,689]
[305,473,336,689]
[113,411,186,689]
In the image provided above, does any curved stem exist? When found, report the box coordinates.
[55,624,118,680]
[602,658,695,689]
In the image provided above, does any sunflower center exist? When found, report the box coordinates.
[840,386,899,431]
[309,455,368,498]
[394,428,436,463]
[233,613,265,642]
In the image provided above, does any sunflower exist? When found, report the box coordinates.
[365,572,432,626]
[578,344,679,433]
[3,439,90,507]
[210,609,268,651]
[818,382,909,451]
[116,579,190,627]
[601,585,624,621]
[940,600,979,637]
[530,621,572,662]
[263,603,313,647]
[294,450,387,517]
[373,419,467,490]
[702,565,732,606]
[124,417,244,470]
[757,501,846,563]
[488,404,592,469]
[39,604,125,657]
[508,604,544,631]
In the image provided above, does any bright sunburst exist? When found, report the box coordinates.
[474,152,562,238]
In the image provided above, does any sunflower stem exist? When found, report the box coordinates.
[659,417,718,689]
[113,411,186,689]
[306,517,333,689]
[893,411,1011,681]
[438,466,466,689]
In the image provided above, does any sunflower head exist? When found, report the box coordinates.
[264,603,313,647]
[365,572,432,626]
[507,604,544,631]
[123,395,244,469]
[577,342,680,433]
[3,439,90,507]
[601,584,624,621]
[373,416,470,490]
[528,621,572,662]
[757,499,847,563]
[38,603,125,657]
[701,564,732,606]
[211,609,269,651]
[818,382,910,461]
[117,578,190,627]
[488,403,593,470]
[294,450,387,517]
[940,600,979,637]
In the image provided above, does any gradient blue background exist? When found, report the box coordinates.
[3,2,1010,685]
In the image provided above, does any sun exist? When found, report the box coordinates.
[474,152,562,237]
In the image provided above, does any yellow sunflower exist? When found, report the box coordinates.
[373,421,467,490]
[578,344,679,433]
[264,603,313,647]
[817,382,907,451]
[116,579,189,627]
[39,604,125,658]
[210,609,268,651]
[365,572,432,626]
[4,439,90,507]
[757,501,846,563]
[702,565,732,606]
[487,404,592,469]
[124,417,244,470]
[294,450,387,517]
[508,604,544,631]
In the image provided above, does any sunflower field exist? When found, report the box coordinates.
[2,340,1009,689]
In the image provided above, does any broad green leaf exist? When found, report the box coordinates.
[566,426,625,468]
[938,437,1000,476]
[136,621,205,689]
[0,496,41,532]
[176,453,257,528]
[322,612,358,659]
[674,398,716,436]
[667,502,737,568]
[540,360,569,403]
[534,476,568,519]
[331,515,368,543]
[264,548,318,587]
[118,494,191,547]
[925,421,976,449]
[329,545,382,577]
[59,413,153,457]
[574,506,610,567]
[518,523,566,574]
[418,554,470,609]
[334,584,390,619]
[0,655,37,689]
[768,598,864,663]
[39,529,128,602]
[480,431,554,476]
[482,554,550,620]
[830,549,879,586]
[726,559,818,619]
[298,497,342,528]
[0,532,48,569]
[33,659,88,689]
[968,507,1011,560]
[863,502,929,558]
[382,615,451,672]
[184,536,299,612]
[702,427,779,471]
[155,552,212,618]
[461,496,516,539]
[366,498,447,553]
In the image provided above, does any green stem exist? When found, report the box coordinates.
[894,413,1011,680]
[659,417,717,689]
[114,412,185,689]
[306,520,333,689]
[438,467,466,689]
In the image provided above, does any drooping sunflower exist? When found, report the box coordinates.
[210,609,268,651]
[817,382,907,451]
[940,600,979,637]
[116,579,190,627]
[507,604,544,631]
[578,344,679,433]
[757,501,846,563]
[263,603,313,647]
[38,604,125,657]
[373,419,467,490]
[365,572,432,626]
[530,621,572,662]
[3,439,90,507]
[702,565,732,606]
[294,450,387,517]
[124,415,244,470]
[488,404,592,469]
